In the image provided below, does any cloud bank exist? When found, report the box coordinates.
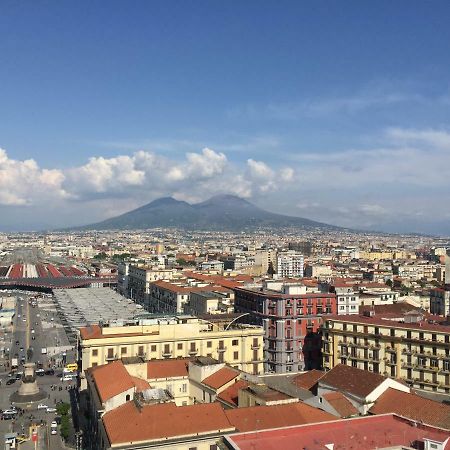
[1,126,450,234]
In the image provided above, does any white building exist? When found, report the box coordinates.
[276,252,304,278]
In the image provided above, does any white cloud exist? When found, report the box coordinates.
[0,147,288,212]
[0,149,68,206]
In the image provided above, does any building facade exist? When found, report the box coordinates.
[430,288,450,317]
[126,266,174,304]
[321,313,450,395]
[276,252,304,278]
[78,316,264,387]
[234,287,337,373]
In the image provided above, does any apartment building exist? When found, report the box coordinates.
[126,265,175,303]
[117,262,129,296]
[234,285,337,373]
[276,252,304,278]
[430,288,450,317]
[78,316,264,387]
[321,311,450,395]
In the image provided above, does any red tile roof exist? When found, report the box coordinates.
[225,402,335,432]
[322,391,358,417]
[102,401,234,445]
[147,358,189,379]
[319,364,387,398]
[131,376,151,393]
[369,388,450,430]
[202,367,240,390]
[326,314,450,333]
[225,414,450,450]
[89,360,135,403]
[217,380,250,407]
[291,370,324,391]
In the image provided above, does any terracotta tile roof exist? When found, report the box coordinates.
[202,367,240,390]
[244,384,293,402]
[225,402,335,432]
[226,414,450,450]
[131,376,151,393]
[217,380,249,407]
[322,391,359,417]
[79,324,150,340]
[103,401,234,445]
[369,388,450,430]
[147,358,189,379]
[326,313,450,333]
[291,370,325,391]
[319,364,387,398]
[89,360,135,403]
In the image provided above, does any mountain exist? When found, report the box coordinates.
[76,194,339,231]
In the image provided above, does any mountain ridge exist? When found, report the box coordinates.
[74,194,340,231]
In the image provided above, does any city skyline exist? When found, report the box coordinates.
[1,1,450,234]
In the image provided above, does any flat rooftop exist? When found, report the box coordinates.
[53,287,141,329]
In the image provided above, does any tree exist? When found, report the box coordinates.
[385,279,393,287]
[60,415,70,440]
[56,402,70,416]
[93,252,108,260]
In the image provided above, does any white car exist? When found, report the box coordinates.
[60,375,74,381]
[37,404,48,410]
[46,407,57,413]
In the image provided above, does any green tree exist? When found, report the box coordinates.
[60,415,70,440]
[56,402,70,416]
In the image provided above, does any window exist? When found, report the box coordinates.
[234,351,239,360]
[232,339,239,346]
[138,346,144,356]
[92,362,98,367]
[107,348,114,358]
[151,345,157,352]
[164,344,170,354]
[182,383,187,393]
[210,445,218,450]
[121,347,127,355]
[190,342,196,352]
[125,394,130,401]
[92,349,98,357]
[177,343,183,350]
[207,341,212,348]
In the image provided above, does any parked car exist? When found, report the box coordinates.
[54,416,62,425]
[6,378,16,385]
[46,407,57,413]
[36,369,45,376]
[45,369,55,376]
[37,404,48,410]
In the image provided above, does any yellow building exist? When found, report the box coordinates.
[78,316,264,387]
[321,312,450,395]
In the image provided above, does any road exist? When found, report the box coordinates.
[0,291,79,449]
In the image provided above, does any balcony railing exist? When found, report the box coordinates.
[106,354,118,361]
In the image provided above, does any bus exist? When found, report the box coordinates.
[65,363,78,372]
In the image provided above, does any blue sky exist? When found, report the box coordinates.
[1,1,450,233]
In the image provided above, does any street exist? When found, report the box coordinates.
[0,291,79,449]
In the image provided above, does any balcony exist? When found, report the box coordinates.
[385,347,396,353]
[189,348,198,356]
[217,346,227,353]
[162,350,172,357]
[106,353,118,361]
[251,343,261,350]
[402,348,412,355]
